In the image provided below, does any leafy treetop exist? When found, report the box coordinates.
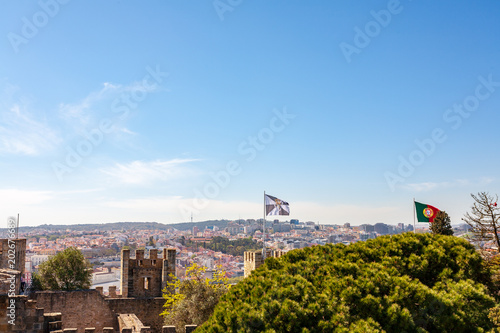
[37,247,92,291]
[429,210,454,236]
[162,263,229,333]
[199,233,498,332]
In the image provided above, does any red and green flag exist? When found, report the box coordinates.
[415,201,440,222]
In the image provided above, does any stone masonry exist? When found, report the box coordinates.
[0,238,26,295]
[1,247,177,333]
[244,249,286,278]
[121,249,176,298]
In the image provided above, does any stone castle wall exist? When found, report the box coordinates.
[34,290,166,333]
[0,295,44,333]
[34,290,116,332]
[107,297,165,333]
[1,246,175,333]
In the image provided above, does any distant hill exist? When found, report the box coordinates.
[0,220,232,234]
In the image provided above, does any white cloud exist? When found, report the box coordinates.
[0,190,412,227]
[0,103,60,155]
[0,189,53,207]
[58,81,161,136]
[101,196,401,226]
[119,127,137,136]
[101,196,261,223]
[402,182,446,192]
[59,188,106,195]
[0,76,164,157]
[479,177,495,185]
[104,196,184,210]
[291,202,399,224]
[58,82,120,126]
[100,159,199,185]
[402,178,496,192]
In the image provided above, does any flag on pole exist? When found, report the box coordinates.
[265,194,290,216]
[415,201,440,222]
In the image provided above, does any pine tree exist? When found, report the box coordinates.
[429,210,454,236]
[197,233,497,332]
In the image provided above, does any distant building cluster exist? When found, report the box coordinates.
[0,219,473,291]
[0,219,472,332]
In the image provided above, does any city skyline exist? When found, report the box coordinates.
[1,1,500,227]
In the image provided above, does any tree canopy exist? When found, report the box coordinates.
[198,233,499,332]
[161,263,229,333]
[37,247,92,291]
[429,211,454,236]
[203,236,261,256]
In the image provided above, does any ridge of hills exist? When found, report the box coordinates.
[0,220,233,233]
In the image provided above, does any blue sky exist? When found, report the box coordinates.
[1,0,500,227]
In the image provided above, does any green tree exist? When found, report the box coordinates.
[204,236,260,256]
[429,210,454,236]
[38,247,92,291]
[29,272,44,293]
[198,233,497,332]
[226,276,244,285]
[463,191,500,253]
[161,263,228,333]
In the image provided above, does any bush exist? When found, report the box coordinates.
[161,264,229,333]
[198,233,498,332]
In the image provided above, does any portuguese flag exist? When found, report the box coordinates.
[415,201,440,222]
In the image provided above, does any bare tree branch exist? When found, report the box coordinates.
[463,192,500,253]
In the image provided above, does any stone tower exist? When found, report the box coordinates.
[120,248,176,298]
[244,249,286,278]
[0,238,26,295]
[162,248,176,292]
[0,238,26,276]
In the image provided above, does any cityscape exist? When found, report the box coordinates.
[3,218,471,293]
[2,1,500,332]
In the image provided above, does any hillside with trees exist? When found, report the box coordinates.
[199,233,500,332]
[193,236,261,256]
[0,220,231,234]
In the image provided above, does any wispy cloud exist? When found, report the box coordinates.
[102,197,402,225]
[100,159,199,185]
[59,188,106,195]
[58,82,120,129]
[0,76,164,157]
[101,196,261,222]
[0,189,53,206]
[402,182,447,192]
[119,127,137,136]
[0,99,61,155]
[58,81,162,136]
[103,196,184,210]
[402,178,496,192]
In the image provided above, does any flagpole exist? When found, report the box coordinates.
[263,191,266,260]
[413,198,416,234]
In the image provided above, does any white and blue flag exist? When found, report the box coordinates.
[265,194,290,216]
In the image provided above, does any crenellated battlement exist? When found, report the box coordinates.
[244,249,286,278]
[1,242,177,333]
[120,248,176,298]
